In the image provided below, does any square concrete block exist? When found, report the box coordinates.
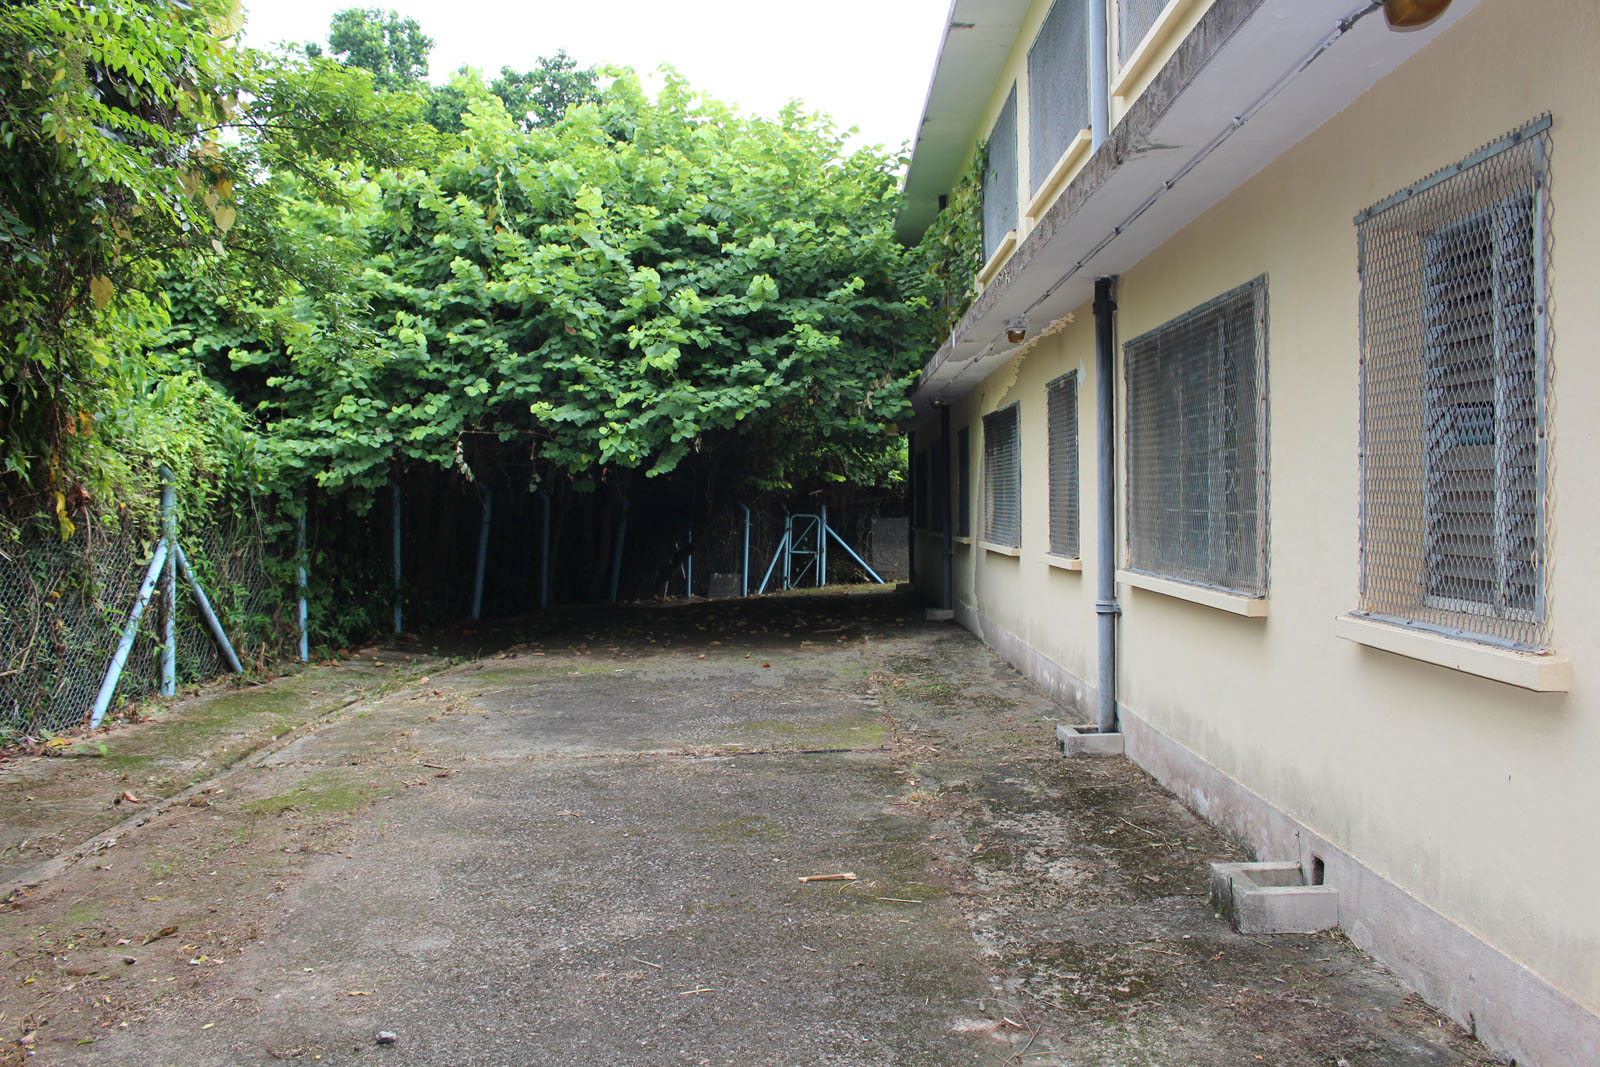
[1056,723,1125,757]
[1211,861,1339,935]
[924,608,955,622]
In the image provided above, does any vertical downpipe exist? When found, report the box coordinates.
[782,510,794,590]
[1089,0,1111,151]
[1094,277,1121,734]
[297,510,309,663]
[939,405,954,613]
[160,468,176,696]
[392,477,403,635]
[906,430,917,589]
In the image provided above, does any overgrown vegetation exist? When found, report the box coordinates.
[906,145,986,347]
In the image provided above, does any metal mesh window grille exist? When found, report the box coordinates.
[1047,372,1081,557]
[1117,0,1173,65]
[982,84,1020,262]
[957,427,972,537]
[1125,277,1269,595]
[1355,117,1552,650]
[1028,0,1090,195]
[984,405,1022,547]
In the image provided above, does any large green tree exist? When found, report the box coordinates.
[310,7,431,91]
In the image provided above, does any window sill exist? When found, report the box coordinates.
[1111,0,1211,106]
[954,535,973,546]
[1117,570,1268,617]
[1334,614,1570,692]
[1046,554,1083,572]
[976,230,1017,289]
[982,542,1022,558]
[1025,129,1092,223]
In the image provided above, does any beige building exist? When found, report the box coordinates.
[897,2,1600,1064]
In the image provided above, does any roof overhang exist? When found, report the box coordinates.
[894,0,1034,245]
[905,0,1482,424]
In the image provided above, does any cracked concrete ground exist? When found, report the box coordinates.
[0,590,1505,1066]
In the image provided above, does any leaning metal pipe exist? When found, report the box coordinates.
[825,525,885,586]
[89,539,170,729]
[297,511,309,663]
[1094,276,1121,734]
[757,531,789,595]
[173,542,244,675]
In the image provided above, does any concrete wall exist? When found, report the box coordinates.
[914,0,1600,1060]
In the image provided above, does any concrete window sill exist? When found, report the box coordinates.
[1111,0,1212,107]
[976,230,1017,289]
[1334,614,1571,692]
[1025,129,1092,223]
[982,542,1022,558]
[1117,569,1267,617]
[953,535,973,546]
[1046,554,1083,572]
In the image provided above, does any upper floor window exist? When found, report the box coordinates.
[1354,116,1552,650]
[981,84,1019,263]
[1117,0,1175,66]
[1028,0,1090,195]
[1125,277,1269,596]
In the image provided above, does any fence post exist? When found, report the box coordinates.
[89,540,171,729]
[782,510,793,590]
[608,497,630,605]
[739,502,751,598]
[685,525,693,599]
[392,477,403,634]
[471,486,492,621]
[297,510,309,663]
[818,504,828,588]
[159,468,176,696]
[538,490,552,611]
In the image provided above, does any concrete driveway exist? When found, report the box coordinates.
[0,591,1502,1066]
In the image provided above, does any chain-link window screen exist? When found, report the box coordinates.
[1047,372,1081,557]
[983,84,1020,262]
[1117,0,1174,65]
[984,405,1022,547]
[957,427,972,538]
[1125,277,1269,595]
[1029,0,1090,195]
[1354,117,1552,650]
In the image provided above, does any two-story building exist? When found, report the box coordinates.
[898,2,1599,1064]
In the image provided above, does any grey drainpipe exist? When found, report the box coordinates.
[939,404,954,613]
[1094,277,1120,734]
[1089,0,1111,150]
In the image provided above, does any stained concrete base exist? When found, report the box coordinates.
[950,601,1600,1067]
[1211,861,1340,935]
[1055,722,1125,757]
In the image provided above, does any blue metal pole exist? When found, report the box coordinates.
[825,525,886,585]
[392,478,403,634]
[160,470,175,697]
[89,540,170,728]
[757,531,788,595]
[818,505,828,588]
[685,526,694,598]
[173,542,243,674]
[297,510,309,663]
[739,503,751,597]
[472,487,492,621]
[539,490,551,612]
[608,497,630,605]
[782,511,793,591]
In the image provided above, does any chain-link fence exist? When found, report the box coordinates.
[0,497,292,738]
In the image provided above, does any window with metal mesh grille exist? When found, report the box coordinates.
[982,84,1019,263]
[1124,276,1269,596]
[1028,0,1090,195]
[1117,0,1174,65]
[1355,116,1551,650]
[1047,372,1080,558]
[957,426,972,538]
[983,404,1022,548]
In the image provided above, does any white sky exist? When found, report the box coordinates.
[241,0,952,154]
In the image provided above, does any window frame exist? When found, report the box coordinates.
[1046,371,1081,559]
[982,404,1023,549]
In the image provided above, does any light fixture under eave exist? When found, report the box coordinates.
[1383,0,1452,28]
[1005,317,1028,344]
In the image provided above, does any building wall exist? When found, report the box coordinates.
[931,0,1600,1029]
